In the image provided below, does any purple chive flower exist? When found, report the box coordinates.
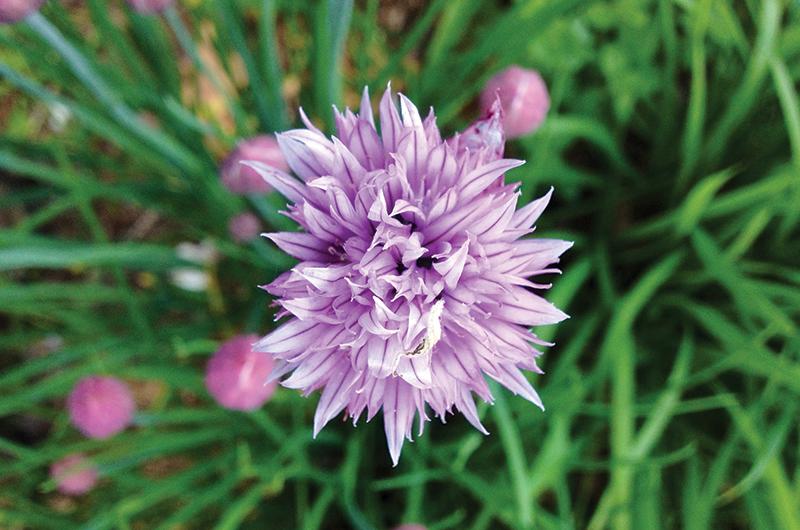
[229,212,262,243]
[67,376,136,439]
[250,86,570,465]
[127,0,173,14]
[221,135,289,195]
[0,0,44,24]
[50,453,98,496]
[205,335,278,411]
[481,66,550,138]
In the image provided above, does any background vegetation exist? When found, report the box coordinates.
[1,0,799,528]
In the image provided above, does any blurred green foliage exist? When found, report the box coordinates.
[1,0,800,529]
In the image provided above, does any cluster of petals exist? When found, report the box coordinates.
[251,86,570,465]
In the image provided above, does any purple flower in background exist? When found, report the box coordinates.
[50,453,98,496]
[205,335,277,411]
[481,66,550,138]
[251,87,570,465]
[67,376,135,439]
[221,135,289,195]
[50,453,98,495]
[0,0,44,24]
[127,0,173,14]
[229,212,262,242]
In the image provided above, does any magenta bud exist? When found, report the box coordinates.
[67,376,136,439]
[393,526,428,530]
[0,0,45,24]
[229,212,262,243]
[127,0,173,14]
[221,135,289,195]
[205,335,277,411]
[480,66,550,138]
[50,453,98,496]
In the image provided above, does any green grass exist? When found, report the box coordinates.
[1,0,799,528]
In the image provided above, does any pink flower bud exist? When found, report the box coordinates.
[127,0,173,14]
[50,453,98,496]
[67,376,135,439]
[221,135,289,195]
[205,335,277,411]
[0,0,44,24]
[229,212,262,243]
[393,525,427,530]
[480,66,550,138]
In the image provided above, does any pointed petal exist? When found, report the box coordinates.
[510,187,553,230]
[282,348,340,390]
[455,386,489,435]
[313,363,359,436]
[276,130,335,180]
[459,159,525,202]
[379,85,403,153]
[265,232,330,261]
[395,351,433,389]
[266,359,294,383]
[366,335,404,379]
[241,161,315,205]
[433,239,470,289]
[359,86,374,127]
[383,379,414,466]
[299,107,324,135]
[488,363,544,410]
[491,287,569,326]
[254,318,323,354]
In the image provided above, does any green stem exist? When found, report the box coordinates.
[164,6,248,133]
[491,384,532,530]
[26,13,203,175]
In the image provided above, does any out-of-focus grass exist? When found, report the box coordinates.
[1,1,799,529]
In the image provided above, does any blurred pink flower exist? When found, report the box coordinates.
[229,212,262,242]
[50,453,98,496]
[393,525,427,530]
[481,66,550,138]
[67,376,135,439]
[0,0,44,24]
[127,0,173,13]
[205,335,277,411]
[221,135,289,195]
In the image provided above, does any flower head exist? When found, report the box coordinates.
[221,135,289,195]
[50,453,98,496]
[205,335,277,411]
[481,66,550,138]
[252,87,570,465]
[229,212,262,242]
[127,0,173,14]
[0,0,44,24]
[67,376,135,439]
